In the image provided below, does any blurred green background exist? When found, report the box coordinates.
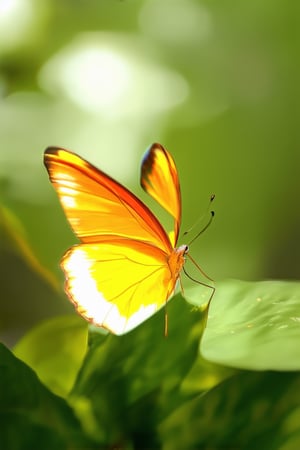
[0,0,298,345]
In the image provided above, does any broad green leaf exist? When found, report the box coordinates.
[201,279,300,370]
[70,294,205,446]
[160,371,300,450]
[14,315,88,397]
[0,343,95,449]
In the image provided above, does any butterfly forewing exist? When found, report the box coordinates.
[44,147,172,253]
[141,143,181,246]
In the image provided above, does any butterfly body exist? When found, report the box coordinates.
[44,143,187,335]
[168,245,188,279]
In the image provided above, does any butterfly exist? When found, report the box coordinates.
[44,143,213,335]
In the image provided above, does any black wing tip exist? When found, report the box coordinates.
[142,142,166,164]
[141,142,170,180]
[44,147,72,171]
[44,146,66,156]
[149,142,165,152]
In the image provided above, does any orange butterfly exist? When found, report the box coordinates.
[44,143,212,335]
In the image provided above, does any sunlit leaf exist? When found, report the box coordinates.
[14,315,88,397]
[201,279,300,370]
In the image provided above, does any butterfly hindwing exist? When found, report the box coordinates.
[62,239,177,334]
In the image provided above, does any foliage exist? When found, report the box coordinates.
[1,282,300,449]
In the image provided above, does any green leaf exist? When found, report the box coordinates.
[201,279,300,370]
[70,294,205,446]
[160,371,300,450]
[14,315,88,397]
[0,343,95,449]
[0,412,66,450]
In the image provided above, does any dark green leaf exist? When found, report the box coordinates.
[0,343,95,449]
[160,371,300,450]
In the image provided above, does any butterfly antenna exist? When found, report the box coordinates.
[182,196,216,313]
[183,194,215,237]
[187,210,215,247]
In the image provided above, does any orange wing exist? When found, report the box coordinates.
[44,147,171,253]
[44,145,184,334]
[141,143,181,247]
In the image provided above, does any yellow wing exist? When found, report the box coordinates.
[61,239,178,334]
[141,143,181,247]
